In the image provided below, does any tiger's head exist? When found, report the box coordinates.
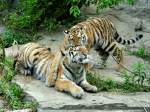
[63,27,87,47]
[64,46,90,64]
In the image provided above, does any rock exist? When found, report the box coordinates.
[0,97,5,111]
[7,109,32,112]
[13,75,150,111]
[134,20,143,31]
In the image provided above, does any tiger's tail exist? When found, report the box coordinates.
[114,32,143,45]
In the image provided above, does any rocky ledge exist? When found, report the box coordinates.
[13,75,150,112]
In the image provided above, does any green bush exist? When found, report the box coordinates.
[86,72,118,92]
[0,38,38,110]
[4,0,134,32]
[2,29,38,47]
[129,46,150,61]
[87,62,150,93]
[96,0,134,12]
[0,57,38,110]
[5,0,85,31]
[0,0,8,11]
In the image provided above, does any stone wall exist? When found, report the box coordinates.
[134,0,150,8]
[4,0,150,9]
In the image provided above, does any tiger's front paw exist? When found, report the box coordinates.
[85,85,98,93]
[89,85,98,93]
[71,86,84,99]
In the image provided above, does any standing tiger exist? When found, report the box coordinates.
[14,43,97,98]
[61,17,143,69]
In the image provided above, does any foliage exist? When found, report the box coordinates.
[120,71,149,92]
[0,57,38,110]
[96,0,134,12]
[42,18,60,32]
[4,0,85,31]
[1,29,38,47]
[3,0,135,32]
[86,72,118,92]
[87,61,150,92]
[129,46,150,61]
[0,0,8,11]
[0,36,5,68]
[0,38,38,110]
[137,47,145,57]
[131,61,148,85]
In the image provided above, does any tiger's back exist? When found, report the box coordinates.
[15,43,55,81]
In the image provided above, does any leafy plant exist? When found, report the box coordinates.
[4,0,135,32]
[0,36,5,76]
[0,57,38,110]
[87,67,150,93]
[86,72,118,92]
[0,39,38,110]
[5,0,85,31]
[0,0,8,11]
[96,0,134,12]
[129,45,150,61]
[70,6,80,17]
[137,47,145,58]
[131,61,148,85]
[43,18,60,32]
[2,29,38,47]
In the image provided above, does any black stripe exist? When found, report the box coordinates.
[127,40,130,44]
[61,50,66,56]
[104,42,110,51]
[136,37,139,41]
[92,19,104,38]
[114,32,119,40]
[122,40,126,45]
[131,39,136,43]
[34,52,39,56]
[30,67,34,74]
[107,44,116,52]
[139,34,143,39]
[47,48,51,52]
[117,37,122,43]
[33,58,38,63]
[63,62,74,80]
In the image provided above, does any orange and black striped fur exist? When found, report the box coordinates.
[14,43,97,98]
[62,17,143,69]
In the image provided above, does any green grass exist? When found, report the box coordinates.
[87,70,150,93]
[1,29,39,47]
[129,46,150,62]
[0,57,38,111]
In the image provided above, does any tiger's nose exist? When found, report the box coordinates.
[83,54,87,59]
[79,58,83,62]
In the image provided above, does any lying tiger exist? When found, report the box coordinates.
[61,17,143,70]
[14,43,97,98]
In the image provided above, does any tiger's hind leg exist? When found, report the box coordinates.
[99,50,109,68]
[15,61,31,75]
[93,48,109,69]
[14,57,31,75]
[111,44,124,71]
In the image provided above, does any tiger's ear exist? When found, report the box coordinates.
[63,30,69,35]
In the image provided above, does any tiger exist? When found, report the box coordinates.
[14,43,97,99]
[61,17,143,69]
